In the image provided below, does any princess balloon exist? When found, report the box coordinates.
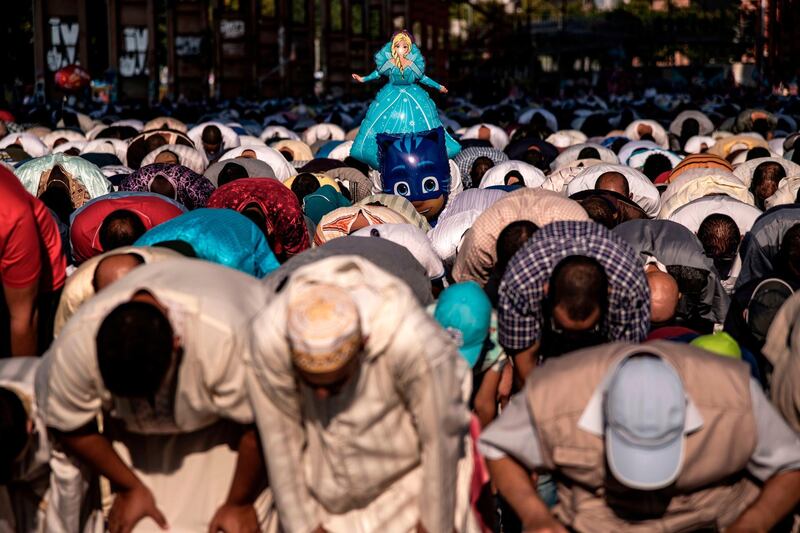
[350,31,461,169]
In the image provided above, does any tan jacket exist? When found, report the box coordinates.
[526,341,760,532]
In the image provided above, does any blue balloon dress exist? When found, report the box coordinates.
[351,42,461,169]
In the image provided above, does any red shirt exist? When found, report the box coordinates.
[0,166,66,292]
[69,194,184,263]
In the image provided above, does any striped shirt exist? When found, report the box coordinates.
[498,220,650,351]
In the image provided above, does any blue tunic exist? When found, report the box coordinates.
[135,208,280,278]
[351,43,460,170]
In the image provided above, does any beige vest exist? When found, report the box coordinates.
[526,341,760,532]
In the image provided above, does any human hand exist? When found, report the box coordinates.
[352,74,364,83]
[207,503,258,533]
[108,483,167,533]
[440,86,449,94]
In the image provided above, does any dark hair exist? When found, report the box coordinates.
[241,202,268,236]
[144,134,168,154]
[291,173,321,202]
[580,195,619,229]
[751,161,786,209]
[96,301,174,398]
[149,175,176,199]
[98,210,147,251]
[470,157,495,188]
[746,147,771,161]
[39,165,74,224]
[609,137,629,154]
[504,170,524,186]
[680,118,700,144]
[201,125,222,144]
[217,162,248,187]
[642,153,673,181]
[0,388,28,484]
[549,255,608,321]
[521,149,547,171]
[697,214,740,258]
[577,147,601,161]
[752,118,770,137]
[496,220,539,275]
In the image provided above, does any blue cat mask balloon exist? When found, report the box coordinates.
[377,127,451,221]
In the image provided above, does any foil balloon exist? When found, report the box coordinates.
[377,126,451,222]
[54,65,91,92]
[350,30,460,170]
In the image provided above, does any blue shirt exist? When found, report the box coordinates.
[135,208,280,278]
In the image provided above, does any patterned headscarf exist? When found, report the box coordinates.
[206,177,310,260]
[118,163,215,210]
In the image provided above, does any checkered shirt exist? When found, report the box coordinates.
[498,220,650,350]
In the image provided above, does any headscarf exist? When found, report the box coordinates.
[303,185,352,225]
[118,163,215,210]
[15,153,111,207]
[206,177,310,260]
[357,193,431,231]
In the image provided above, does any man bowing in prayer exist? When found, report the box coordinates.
[36,258,271,533]
[247,255,475,533]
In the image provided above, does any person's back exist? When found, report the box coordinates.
[38,259,272,532]
[248,255,472,532]
[479,341,800,532]
[135,208,280,278]
[0,167,66,356]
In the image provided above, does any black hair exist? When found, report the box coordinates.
[217,162,248,187]
[98,210,148,252]
[291,173,321,202]
[201,125,222,145]
[580,195,619,229]
[680,118,700,145]
[549,255,608,321]
[149,174,176,199]
[96,301,174,398]
[642,153,673,181]
[495,220,539,275]
[697,214,740,258]
[746,147,771,161]
[0,388,28,484]
[504,170,524,186]
[469,157,495,188]
[577,147,601,161]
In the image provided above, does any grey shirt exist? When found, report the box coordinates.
[478,378,800,482]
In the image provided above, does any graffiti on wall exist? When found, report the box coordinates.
[120,27,149,77]
[47,17,79,72]
[176,35,203,57]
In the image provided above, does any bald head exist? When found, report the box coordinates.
[92,253,145,292]
[647,270,679,324]
[595,171,630,198]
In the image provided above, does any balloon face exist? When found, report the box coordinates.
[377,127,450,221]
